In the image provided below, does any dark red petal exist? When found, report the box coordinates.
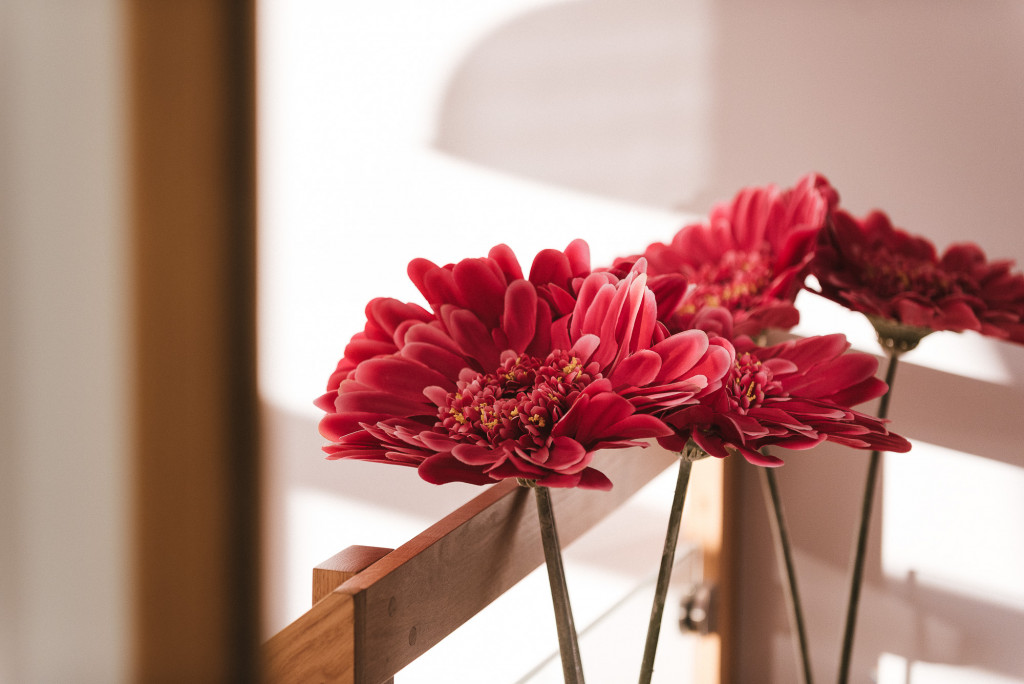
[314,389,338,413]
[400,342,468,382]
[402,321,463,355]
[319,412,387,441]
[529,248,573,287]
[692,431,730,459]
[487,243,525,281]
[451,442,502,466]
[354,356,455,398]
[525,299,554,358]
[503,280,539,353]
[333,390,430,418]
[418,454,495,486]
[542,467,612,490]
[366,297,433,336]
[408,258,459,308]
[553,390,633,445]
[441,306,501,369]
[545,436,589,473]
[656,433,692,453]
[343,338,398,364]
[453,258,509,327]
[603,413,673,440]
[737,446,785,467]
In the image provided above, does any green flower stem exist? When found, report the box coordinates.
[533,484,586,684]
[837,349,901,684]
[761,465,813,684]
[638,445,703,684]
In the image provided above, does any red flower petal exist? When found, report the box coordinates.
[502,280,538,353]
[418,453,497,486]
[609,349,662,387]
[353,357,455,399]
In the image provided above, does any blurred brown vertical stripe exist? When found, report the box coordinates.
[128,1,259,681]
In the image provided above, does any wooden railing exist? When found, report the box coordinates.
[263,447,732,683]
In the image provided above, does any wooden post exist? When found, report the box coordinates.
[313,547,393,606]
[128,0,259,681]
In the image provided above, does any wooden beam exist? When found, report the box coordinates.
[264,446,679,683]
[127,0,259,680]
[264,592,357,684]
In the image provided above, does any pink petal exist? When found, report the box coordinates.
[650,330,712,383]
[609,349,662,387]
[564,239,592,276]
[781,350,878,400]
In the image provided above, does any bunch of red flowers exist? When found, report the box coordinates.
[318,173,1024,487]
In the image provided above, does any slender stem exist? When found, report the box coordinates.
[837,350,901,684]
[761,466,813,684]
[638,457,694,684]
[534,485,586,684]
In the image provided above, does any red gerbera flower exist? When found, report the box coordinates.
[658,319,911,466]
[317,243,734,490]
[618,173,838,338]
[810,209,1024,345]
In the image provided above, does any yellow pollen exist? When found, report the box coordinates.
[509,408,519,417]
[562,357,580,375]
[449,408,467,425]
[528,414,546,427]
[745,383,757,402]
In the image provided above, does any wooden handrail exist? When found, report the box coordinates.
[263,446,681,683]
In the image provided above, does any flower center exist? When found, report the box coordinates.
[679,249,773,314]
[437,351,597,449]
[856,250,965,299]
[727,352,782,413]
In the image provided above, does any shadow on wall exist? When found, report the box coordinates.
[435,0,1024,261]
[432,1,1024,682]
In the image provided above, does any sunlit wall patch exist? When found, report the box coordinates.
[882,440,1024,610]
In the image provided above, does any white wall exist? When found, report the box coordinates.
[0,1,130,681]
